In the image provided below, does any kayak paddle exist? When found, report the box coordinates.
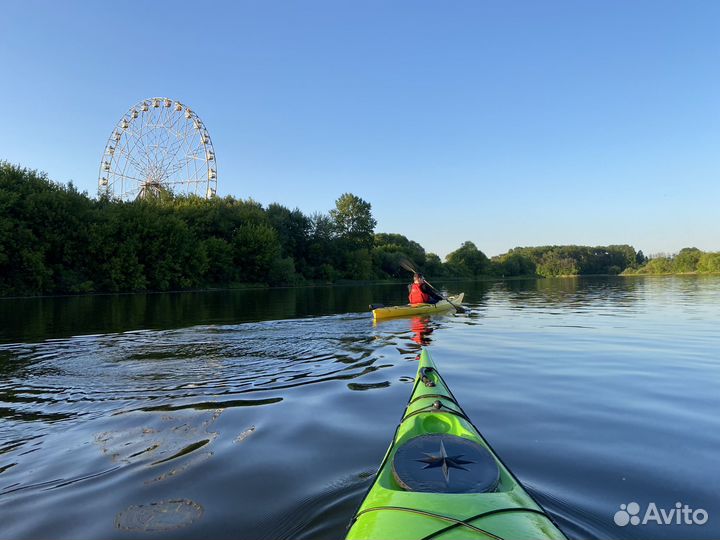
[398,257,465,313]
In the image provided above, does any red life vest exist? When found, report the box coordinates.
[409,283,430,304]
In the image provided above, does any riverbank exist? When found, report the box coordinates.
[14,272,701,301]
[0,274,532,300]
[621,270,720,277]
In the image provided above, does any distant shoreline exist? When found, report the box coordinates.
[0,275,517,300]
[621,271,720,277]
[6,273,720,301]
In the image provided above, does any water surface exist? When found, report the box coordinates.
[1,277,718,539]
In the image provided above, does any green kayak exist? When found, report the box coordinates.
[346,349,567,540]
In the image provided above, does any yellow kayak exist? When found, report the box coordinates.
[372,293,465,320]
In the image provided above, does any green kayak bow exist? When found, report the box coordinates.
[346,349,567,540]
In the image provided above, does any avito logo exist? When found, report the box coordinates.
[614,502,708,527]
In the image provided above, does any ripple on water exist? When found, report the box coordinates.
[0,314,403,532]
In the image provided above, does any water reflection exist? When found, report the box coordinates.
[410,316,433,346]
[1,286,402,344]
[499,276,644,308]
[0,281,489,344]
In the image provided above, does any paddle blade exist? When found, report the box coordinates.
[398,256,418,274]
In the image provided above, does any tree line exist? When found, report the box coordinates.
[1,162,714,297]
[624,247,720,275]
[495,245,646,277]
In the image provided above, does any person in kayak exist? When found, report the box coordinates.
[408,273,444,304]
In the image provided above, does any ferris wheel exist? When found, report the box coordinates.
[98,97,217,200]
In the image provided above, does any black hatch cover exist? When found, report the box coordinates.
[392,434,499,493]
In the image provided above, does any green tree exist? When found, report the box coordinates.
[697,252,720,273]
[203,237,236,284]
[372,246,406,278]
[372,233,427,278]
[673,247,702,273]
[344,248,373,279]
[266,203,311,261]
[537,251,578,277]
[374,233,426,264]
[232,223,284,283]
[306,212,338,279]
[446,241,489,277]
[424,253,444,277]
[330,193,377,249]
[493,252,537,277]
[605,245,638,272]
[637,257,673,274]
[268,256,296,285]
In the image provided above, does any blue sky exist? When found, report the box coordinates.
[1,1,718,257]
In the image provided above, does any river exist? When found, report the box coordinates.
[1,276,718,539]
